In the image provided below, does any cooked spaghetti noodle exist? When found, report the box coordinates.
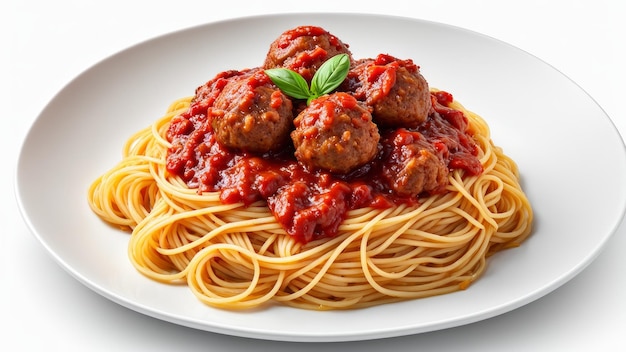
[87,92,533,310]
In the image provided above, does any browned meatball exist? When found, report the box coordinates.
[263,25,353,82]
[209,68,293,153]
[342,54,431,128]
[291,92,380,174]
[381,129,448,197]
[193,69,246,110]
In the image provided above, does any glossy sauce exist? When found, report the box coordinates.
[166,87,482,243]
[276,26,346,69]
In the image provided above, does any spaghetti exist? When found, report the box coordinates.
[87,91,533,310]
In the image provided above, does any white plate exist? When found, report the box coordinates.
[15,13,626,342]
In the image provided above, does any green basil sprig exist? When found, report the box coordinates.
[265,53,350,105]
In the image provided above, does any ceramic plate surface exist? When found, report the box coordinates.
[16,13,626,342]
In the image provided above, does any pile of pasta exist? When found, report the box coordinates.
[88,93,533,310]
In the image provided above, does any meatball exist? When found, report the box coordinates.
[193,69,247,111]
[291,92,380,174]
[381,129,448,197]
[209,69,294,153]
[342,54,431,128]
[263,25,353,82]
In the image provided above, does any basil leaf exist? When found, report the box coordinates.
[310,53,350,97]
[264,68,311,100]
[265,54,350,106]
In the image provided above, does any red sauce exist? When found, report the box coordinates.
[278,26,344,51]
[276,26,347,71]
[166,87,482,244]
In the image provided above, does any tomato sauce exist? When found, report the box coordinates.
[277,26,346,58]
[166,88,482,244]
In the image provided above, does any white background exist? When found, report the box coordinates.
[2,0,625,350]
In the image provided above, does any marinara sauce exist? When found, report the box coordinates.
[166,85,482,244]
